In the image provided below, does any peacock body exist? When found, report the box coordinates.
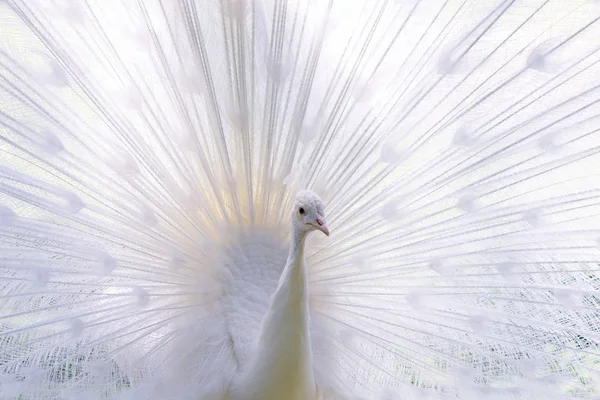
[1,0,600,399]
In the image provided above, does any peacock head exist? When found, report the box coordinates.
[293,190,329,236]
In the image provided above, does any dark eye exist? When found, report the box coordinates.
[299,207,305,215]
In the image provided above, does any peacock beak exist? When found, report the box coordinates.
[315,217,329,236]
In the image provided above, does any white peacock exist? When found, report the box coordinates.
[0,0,600,399]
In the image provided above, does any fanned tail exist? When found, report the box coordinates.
[0,0,600,399]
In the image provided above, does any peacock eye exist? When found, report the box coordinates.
[299,207,305,215]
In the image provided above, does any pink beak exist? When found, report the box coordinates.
[315,217,329,236]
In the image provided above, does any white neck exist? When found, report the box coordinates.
[233,225,315,400]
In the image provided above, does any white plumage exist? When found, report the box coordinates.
[1,0,600,399]
[227,191,326,400]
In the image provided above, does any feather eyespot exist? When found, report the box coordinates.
[299,207,305,215]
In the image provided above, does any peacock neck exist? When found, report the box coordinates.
[267,225,311,348]
[234,226,315,399]
[284,226,308,284]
